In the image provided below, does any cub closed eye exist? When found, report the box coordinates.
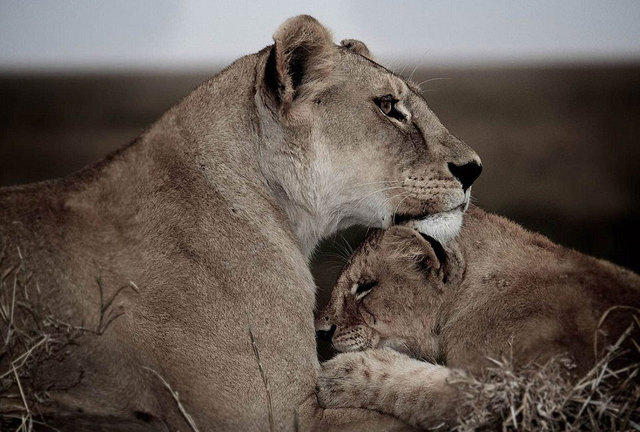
[354,281,377,299]
[374,96,405,122]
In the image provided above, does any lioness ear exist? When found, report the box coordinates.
[266,15,335,113]
[340,39,372,59]
[382,226,442,271]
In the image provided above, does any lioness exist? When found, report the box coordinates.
[0,15,481,431]
[316,206,640,429]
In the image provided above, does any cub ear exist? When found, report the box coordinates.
[265,15,335,113]
[340,39,372,59]
[382,226,442,271]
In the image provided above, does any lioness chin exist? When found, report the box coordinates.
[0,15,480,431]
[316,206,640,429]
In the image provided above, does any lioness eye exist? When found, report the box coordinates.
[380,100,393,115]
[374,96,405,122]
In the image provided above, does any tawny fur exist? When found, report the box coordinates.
[0,15,480,432]
[316,207,640,429]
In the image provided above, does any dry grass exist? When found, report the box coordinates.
[452,313,640,432]
[0,242,137,431]
[0,243,83,431]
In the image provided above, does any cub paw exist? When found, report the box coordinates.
[316,352,369,409]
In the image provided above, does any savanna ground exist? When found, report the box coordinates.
[1,63,639,430]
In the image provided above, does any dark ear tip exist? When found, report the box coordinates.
[418,233,448,269]
[417,232,434,242]
[340,39,371,58]
[340,39,355,48]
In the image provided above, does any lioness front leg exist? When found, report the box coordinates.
[317,349,463,429]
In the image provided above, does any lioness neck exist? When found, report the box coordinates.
[253,69,356,259]
[258,144,357,259]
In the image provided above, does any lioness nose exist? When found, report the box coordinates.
[448,161,482,192]
[316,325,336,341]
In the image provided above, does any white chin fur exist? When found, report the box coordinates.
[407,210,463,243]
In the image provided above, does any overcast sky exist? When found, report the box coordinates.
[1,0,639,71]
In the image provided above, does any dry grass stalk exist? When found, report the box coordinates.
[143,367,201,432]
[248,319,275,432]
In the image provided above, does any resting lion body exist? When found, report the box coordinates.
[0,16,481,431]
[317,207,640,429]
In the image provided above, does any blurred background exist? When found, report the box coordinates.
[1,1,639,329]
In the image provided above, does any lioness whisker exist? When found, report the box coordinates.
[352,180,402,188]
[382,191,409,209]
[415,77,452,89]
[339,234,354,256]
[319,251,350,263]
[331,241,352,262]
[391,192,413,222]
[353,186,404,209]
[365,189,410,217]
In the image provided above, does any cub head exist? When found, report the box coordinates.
[315,225,459,360]
[257,16,481,253]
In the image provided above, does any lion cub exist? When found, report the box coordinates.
[315,206,640,429]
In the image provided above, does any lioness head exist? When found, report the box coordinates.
[315,226,457,360]
[256,16,481,253]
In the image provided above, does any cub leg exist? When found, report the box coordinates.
[317,348,462,430]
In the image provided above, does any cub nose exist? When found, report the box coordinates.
[448,161,482,192]
[316,324,336,341]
